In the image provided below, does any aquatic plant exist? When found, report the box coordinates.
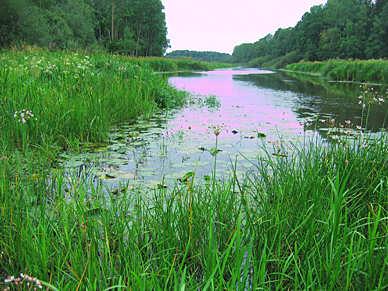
[1,132,387,290]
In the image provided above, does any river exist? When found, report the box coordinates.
[60,68,388,189]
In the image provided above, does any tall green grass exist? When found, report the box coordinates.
[0,50,190,150]
[1,136,387,289]
[286,59,388,83]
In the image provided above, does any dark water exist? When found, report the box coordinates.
[60,68,388,188]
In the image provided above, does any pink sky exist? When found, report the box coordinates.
[161,0,327,54]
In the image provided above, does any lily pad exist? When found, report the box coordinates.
[209,147,222,156]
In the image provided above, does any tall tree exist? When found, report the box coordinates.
[366,0,388,58]
[0,0,169,56]
[232,0,386,66]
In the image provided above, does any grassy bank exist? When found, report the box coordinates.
[1,135,387,290]
[0,50,387,290]
[286,59,388,84]
[0,50,196,151]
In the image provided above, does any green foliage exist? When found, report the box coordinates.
[0,50,387,290]
[286,59,388,83]
[0,50,197,150]
[166,50,233,63]
[233,0,388,66]
[0,135,387,289]
[0,0,169,56]
[250,51,302,69]
[366,0,388,58]
[232,42,258,63]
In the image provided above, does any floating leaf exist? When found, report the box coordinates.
[105,173,116,179]
[209,147,222,156]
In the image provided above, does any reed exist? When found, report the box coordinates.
[286,59,388,83]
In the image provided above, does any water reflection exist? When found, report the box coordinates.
[61,68,388,189]
[234,72,388,131]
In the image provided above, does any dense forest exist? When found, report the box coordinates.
[0,0,168,56]
[166,50,232,63]
[233,0,388,68]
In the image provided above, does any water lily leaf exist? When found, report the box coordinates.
[209,147,222,156]
[66,160,85,168]
[131,141,146,147]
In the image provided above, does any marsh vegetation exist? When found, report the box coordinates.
[0,50,387,290]
[1,0,388,289]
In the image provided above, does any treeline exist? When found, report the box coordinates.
[166,50,233,63]
[233,0,388,68]
[0,0,168,56]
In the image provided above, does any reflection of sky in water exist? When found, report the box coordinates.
[61,69,388,189]
[167,69,305,138]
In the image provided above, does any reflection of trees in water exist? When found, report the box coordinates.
[234,73,388,131]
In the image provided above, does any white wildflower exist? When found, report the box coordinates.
[14,109,35,124]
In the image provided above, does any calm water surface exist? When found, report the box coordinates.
[61,68,388,188]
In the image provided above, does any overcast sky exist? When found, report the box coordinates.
[161,0,327,54]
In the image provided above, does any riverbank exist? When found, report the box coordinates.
[2,134,387,290]
[285,59,388,84]
[1,51,387,290]
[0,50,217,151]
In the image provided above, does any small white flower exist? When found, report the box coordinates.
[14,109,36,124]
